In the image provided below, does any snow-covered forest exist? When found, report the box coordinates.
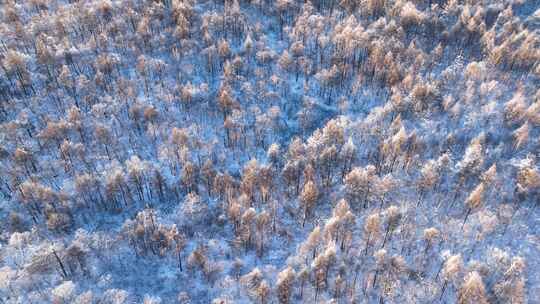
[0,0,539,303]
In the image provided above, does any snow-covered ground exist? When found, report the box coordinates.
[0,0,539,303]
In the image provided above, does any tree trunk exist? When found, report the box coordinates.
[52,249,68,278]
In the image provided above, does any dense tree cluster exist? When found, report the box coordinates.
[0,0,538,303]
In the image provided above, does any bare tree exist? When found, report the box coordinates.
[364,212,381,256]
[440,254,463,300]
[458,271,488,304]
[299,180,319,227]
[276,266,296,304]
[381,205,401,248]
[463,182,485,227]
[344,165,377,208]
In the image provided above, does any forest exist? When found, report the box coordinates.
[0,0,539,303]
